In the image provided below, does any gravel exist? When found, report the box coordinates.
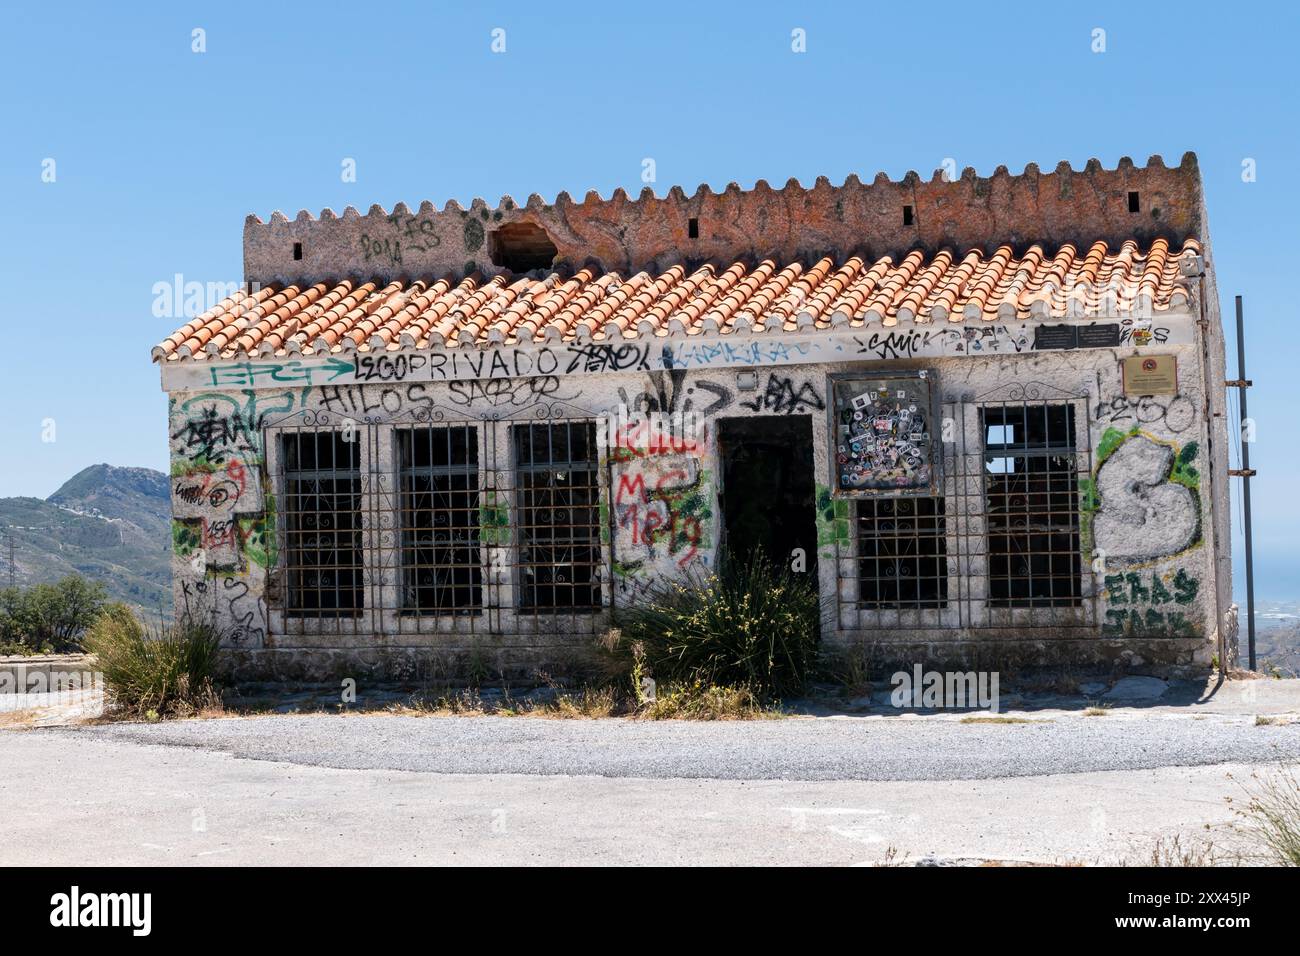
[58,711,1300,782]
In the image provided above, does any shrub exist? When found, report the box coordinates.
[614,552,821,698]
[0,575,107,653]
[84,605,223,717]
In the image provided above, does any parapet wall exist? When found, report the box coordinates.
[244,154,1204,286]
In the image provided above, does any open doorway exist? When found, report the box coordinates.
[717,416,818,575]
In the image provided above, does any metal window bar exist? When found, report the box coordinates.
[396,426,482,617]
[857,496,948,609]
[833,392,1097,635]
[281,431,364,617]
[266,410,612,644]
[981,402,1082,609]
[513,421,602,613]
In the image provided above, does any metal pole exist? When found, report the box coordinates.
[1234,296,1257,670]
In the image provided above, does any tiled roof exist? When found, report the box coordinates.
[154,238,1199,362]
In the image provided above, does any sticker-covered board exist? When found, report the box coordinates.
[829,371,938,497]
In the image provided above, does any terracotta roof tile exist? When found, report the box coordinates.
[153,239,1201,363]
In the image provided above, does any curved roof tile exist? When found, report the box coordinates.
[153,239,1200,363]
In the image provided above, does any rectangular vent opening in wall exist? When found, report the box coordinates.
[903,205,915,226]
[688,217,699,239]
[488,222,559,272]
[1128,191,1140,213]
[293,242,303,261]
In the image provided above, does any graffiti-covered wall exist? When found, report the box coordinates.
[164,314,1228,679]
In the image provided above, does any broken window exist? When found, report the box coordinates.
[981,403,1082,607]
[282,432,363,616]
[397,426,482,615]
[513,422,601,611]
[858,496,948,608]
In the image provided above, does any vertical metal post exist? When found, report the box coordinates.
[1234,296,1257,670]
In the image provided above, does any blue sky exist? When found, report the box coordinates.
[1,1,1296,597]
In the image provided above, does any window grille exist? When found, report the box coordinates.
[831,389,1096,634]
[513,421,602,612]
[265,411,613,641]
[981,403,1082,608]
[281,431,363,616]
[857,496,948,609]
[259,387,1096,643]
[397,426,482,615]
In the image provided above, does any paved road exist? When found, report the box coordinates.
[4,702,1298,865]
[0,727,1288,866]
[59,710,1300,781]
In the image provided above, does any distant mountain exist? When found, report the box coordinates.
[47,464,170,537]
[0,464,171,618]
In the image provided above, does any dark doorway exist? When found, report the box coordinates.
[717,416,818,574]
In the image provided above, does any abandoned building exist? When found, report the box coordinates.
[154,153,1235,679]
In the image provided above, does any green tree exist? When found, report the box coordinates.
[0,586,37,650]
[0,575,107,653]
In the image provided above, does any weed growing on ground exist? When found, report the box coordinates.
[1233,764,1300,866]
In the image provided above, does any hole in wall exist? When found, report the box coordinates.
[1127,191,1140,213]
[688,217,699,239]
[293,242,303,261]
[488,221,559,272]
[903,205,915,226]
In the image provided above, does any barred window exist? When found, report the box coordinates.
[282,432,363,616]
[397,426,482,615]
[513,422,601,611]
[982,403,1082,607]
[858,497,948,608]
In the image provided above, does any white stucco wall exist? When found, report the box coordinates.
[163,312,1224,678]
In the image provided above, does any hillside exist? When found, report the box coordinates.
[1254,600,1300,677]
[0,464,171,617]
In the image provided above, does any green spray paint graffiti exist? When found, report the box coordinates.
[238,488,278,570]
[204,357,354,388]
[815,485,851,557]
[172,520,200,557]
[1080,427,1202,562]
[1103,567,1200,636]
[169,389,304,574]
[478,491,510,547]
[170,460,276,573]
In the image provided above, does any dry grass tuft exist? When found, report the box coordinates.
[1143,833,1222,867]
[637,682,776,721]
[1252,715,1297,727]
[1234,764,1300,866]
[0,708,43,730]
[375,680,778,721]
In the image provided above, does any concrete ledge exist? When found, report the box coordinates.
[822,637,1214,679]
[0,654,98,686]
[220,644,603,684]
[219,636,1215,683]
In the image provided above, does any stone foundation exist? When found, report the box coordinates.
[220,633,1215,685]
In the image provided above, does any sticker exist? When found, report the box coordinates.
[830,372,938,496]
